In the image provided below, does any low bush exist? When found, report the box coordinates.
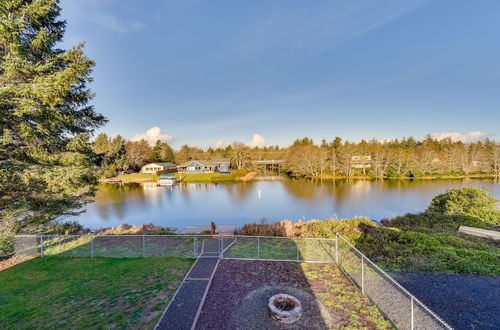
[427,187,500,225]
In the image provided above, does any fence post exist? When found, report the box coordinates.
[335,233,339,264]
[361,255,365,294]
[193,235,197,258]
[257,237,260,259]
[40,236,44,257]
[142,235,146,258]
[411,296,414,330]
[91,236,94,258]
[220,235,224,259]
[296,240,299,261]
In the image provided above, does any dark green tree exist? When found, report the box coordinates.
[92,133,110,154]
[160,143,175,163]
[0,0,106,234]
[152,140,162,162]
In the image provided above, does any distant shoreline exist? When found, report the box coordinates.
[100,172,499,184]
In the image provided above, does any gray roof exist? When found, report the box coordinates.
[178,160,216,168]
[144,162,177,167]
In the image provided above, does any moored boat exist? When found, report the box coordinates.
[158,173,177,186]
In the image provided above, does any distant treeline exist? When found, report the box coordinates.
[93,133,500,178]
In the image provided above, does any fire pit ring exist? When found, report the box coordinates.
[268,293,302,323]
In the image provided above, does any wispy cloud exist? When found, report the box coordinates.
[90,14,143,34]
[235,0,430,57]
[61,0,143,34]
[430,131,493,143]
[131,127,173,145]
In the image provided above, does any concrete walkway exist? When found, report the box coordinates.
[155,240,220,330]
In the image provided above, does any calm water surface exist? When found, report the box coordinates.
[68,178,500,230]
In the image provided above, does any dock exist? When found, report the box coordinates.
[181,224,236,235]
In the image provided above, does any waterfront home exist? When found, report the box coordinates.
[350,156,372,169]
[140,162,177,174]
[177,159,231,173]
[210,158,231,172]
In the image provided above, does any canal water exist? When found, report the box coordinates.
[68,178,500,230]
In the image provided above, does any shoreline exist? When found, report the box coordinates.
[100,173,499,184]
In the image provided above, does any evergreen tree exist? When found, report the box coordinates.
[152,140,162,162]
[93,133,110,154]
[0,1,106,234]
[160,143,175,163]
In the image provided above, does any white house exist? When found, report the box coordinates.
[140,162,177,174]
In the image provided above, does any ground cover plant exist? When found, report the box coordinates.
[239,188,500,275]
[0,257,193,329]
[196,259,392,329]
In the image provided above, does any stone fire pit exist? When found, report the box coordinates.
[268,293,302,324]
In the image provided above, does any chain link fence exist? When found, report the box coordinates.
[7,234,452,329]
[336,234,452,330]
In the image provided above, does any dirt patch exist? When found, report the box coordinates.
[0,256,33,272]
[195,259,391,329]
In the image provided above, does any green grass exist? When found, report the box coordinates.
[109,173,159,181]
[175,170,246,183]
[223,237,336,261]
[0,257,194,329]
[109,170,247,183]
[42,235,195,258]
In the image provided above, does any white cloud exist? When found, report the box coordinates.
[212,134,267,149]
[247,134,267,148]
[213,139,229,149]
[378,138,393,144]
[131,127,173,145]
[430,131,493,143]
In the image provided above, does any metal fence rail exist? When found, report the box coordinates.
[336,233,453,330]
[8,234,452,329]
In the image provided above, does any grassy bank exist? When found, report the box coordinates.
[0,257,193,329]
[102,170,248,183]
[239,216,499,276]
[238,188,500,276]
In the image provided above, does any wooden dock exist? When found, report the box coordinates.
[181,224,236,235]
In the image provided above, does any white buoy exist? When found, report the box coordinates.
[258,190,261,199]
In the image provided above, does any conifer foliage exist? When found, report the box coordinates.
[0,0,106,233]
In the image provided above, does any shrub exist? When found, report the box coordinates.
[427,187,500,225]
[0,236,14,256]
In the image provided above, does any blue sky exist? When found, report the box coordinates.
[60,0,500,148]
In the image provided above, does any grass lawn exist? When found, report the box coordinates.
[0,257,194,329]
[108,171,246,183]
[175,172,242,183]
[108,173,159,181]
[224,237,336,262]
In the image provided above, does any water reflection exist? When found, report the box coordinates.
[69,179,500,230]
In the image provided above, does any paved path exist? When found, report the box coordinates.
[155,239,220,330]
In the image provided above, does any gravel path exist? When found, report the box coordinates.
[156,257,219,330]
[392,272,500,330]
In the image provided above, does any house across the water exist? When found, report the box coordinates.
[177,159,231,173]
[140,162,177,174]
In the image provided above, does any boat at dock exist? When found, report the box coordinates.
[158,174,177,186]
